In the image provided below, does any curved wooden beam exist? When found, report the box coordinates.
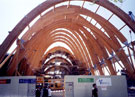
[2,1,134,77]
[0,0,135,63]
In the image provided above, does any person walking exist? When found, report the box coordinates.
[92,83,98,97]
[42,86,48,97]
[48,86,52,97]
[36,87,41,97]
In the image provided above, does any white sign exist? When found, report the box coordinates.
[96,78,112,86]
[101,86,107,91]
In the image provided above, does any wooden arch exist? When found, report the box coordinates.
[0,0,135,78]
[0,0,135,61]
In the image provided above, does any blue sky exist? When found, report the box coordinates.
[0,0,135,45]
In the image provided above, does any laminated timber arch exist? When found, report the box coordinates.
[0,0,135,78]
[43,46,75,60]
[50,30,90,64]
[43,65,71,75]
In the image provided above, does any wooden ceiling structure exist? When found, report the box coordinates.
[0,0,135,78]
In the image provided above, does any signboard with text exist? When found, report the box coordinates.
[19,79,36,84]
[0,79,11,84]
[96,78,112,86]
[78,78,94,83]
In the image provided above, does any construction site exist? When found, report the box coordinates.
[0,0,135,97]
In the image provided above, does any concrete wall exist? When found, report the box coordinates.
[64,75,128,97]
[0,76,36,97]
